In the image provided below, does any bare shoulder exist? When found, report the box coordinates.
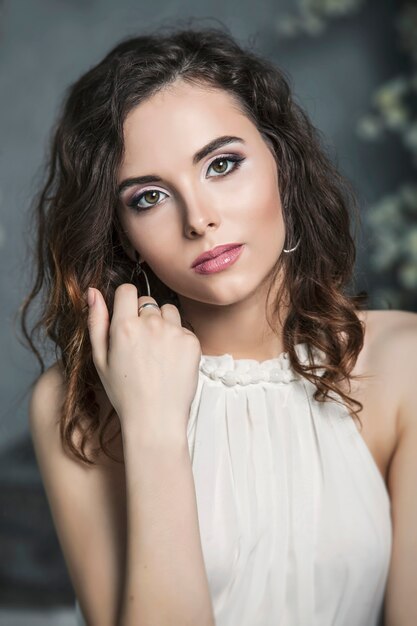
[357,308,417,426]
[358,308,417,352]
[375,309,417,431]
[29,361,67,434]
[30,360,123,467]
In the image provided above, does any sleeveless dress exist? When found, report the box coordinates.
[74,342,392,626]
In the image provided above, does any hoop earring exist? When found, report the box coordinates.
[130,250,151,297]
[283,237,300,253]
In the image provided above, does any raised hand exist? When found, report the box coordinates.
[87,284,201,443]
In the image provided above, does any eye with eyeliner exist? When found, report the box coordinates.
[126,154,246,212]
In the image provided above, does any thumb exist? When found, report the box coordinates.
[87,287,109,372]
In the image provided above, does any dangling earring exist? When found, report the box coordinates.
[130,250,151,297]
[283,237,300,253]
[282,202,300,253]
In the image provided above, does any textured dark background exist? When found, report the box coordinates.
[0,0,415,617]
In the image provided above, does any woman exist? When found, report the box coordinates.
[22,24,417,626]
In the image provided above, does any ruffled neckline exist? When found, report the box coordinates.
[199,342,325,386]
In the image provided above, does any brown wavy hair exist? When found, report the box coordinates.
[17,22,370,466]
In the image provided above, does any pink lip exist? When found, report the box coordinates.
[192,244,244,274]
[191,243,243,268]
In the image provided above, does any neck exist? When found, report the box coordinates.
[177,275,289,361]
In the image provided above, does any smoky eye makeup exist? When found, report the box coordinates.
[127,188,168,211]
[124,152,246,212]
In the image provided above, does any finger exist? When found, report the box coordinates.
[87,287,110,372]
[159,302,182,326]
[111,283,141,323]
[137,294,161,317]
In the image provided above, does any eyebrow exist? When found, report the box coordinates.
[117,135,245,195]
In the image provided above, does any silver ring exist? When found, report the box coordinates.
[138,302,160,314]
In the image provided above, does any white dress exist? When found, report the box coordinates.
[75,342,392,626]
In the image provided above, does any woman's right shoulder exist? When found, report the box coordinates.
[29,361,66,433]
[29,360,123,467]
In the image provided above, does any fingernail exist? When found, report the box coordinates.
[87,287,96,307]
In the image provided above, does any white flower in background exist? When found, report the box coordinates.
[303,14,326,36]
[358,75,413,134]
[370,233,400,271]
[299,0,365,17]
[372,76,408,110]
[356,114,385,140]
[317,0,361,16]
[366,195,405,229]
[276,0,365,38]
[398,262,417,290]
[385,105,410,131]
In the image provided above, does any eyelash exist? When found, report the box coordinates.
[127,154,245,212]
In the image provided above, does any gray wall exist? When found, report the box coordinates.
[0,0,414,609]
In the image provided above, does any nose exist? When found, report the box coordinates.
[182,189,220,238]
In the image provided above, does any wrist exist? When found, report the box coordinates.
[120,414,188,452]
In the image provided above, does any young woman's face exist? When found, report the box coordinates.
[117,80,286,307]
